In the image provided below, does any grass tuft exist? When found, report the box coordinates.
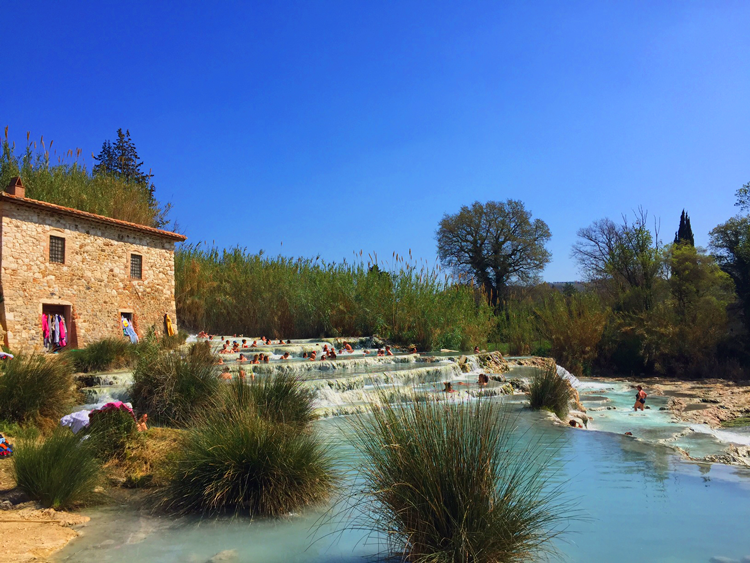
[12,428,103,510]
[0,354,75,427]
[528,365,573,419]
[65,338,134,373]
[86,407,138,460]
[159,409,335,517]
[130,346,220,426]
[219,374,315,430]
[344,396,567,562]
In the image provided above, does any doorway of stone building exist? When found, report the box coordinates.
[42,303,74,351]
[119,311,136,341]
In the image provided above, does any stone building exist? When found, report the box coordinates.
[0,177,186,351]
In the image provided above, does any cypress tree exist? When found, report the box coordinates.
[674,210,695,246]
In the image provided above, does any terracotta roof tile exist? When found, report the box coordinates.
[0,193,187,242]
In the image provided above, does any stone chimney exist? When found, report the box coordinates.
[6,177,25,198]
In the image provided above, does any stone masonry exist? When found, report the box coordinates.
[0,178,186,351]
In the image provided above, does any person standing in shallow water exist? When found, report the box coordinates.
[634,385,647,411]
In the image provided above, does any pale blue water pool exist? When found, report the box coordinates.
[55,399,750,563]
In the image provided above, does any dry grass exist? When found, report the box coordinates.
[103,427,182,489]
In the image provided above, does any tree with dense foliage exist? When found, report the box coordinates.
[436,200,551,306]
[572,209,664,311]
[93,129,166,227]
[674,209,694,246]
[710,215,750,335]
[735,180,750,212]
[636,244,734,374]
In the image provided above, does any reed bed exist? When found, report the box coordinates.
[345,396,567,562]
[175,245,493,351]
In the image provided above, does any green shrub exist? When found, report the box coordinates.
[0,355,75,427]
[528,365,572,419]
[65,338,134,373]
[87,407,138,460]
[159,409,335,516]
[13,428,103,510]
[130,348,220,426]
[345,396,566,562]
[220,374,315,430]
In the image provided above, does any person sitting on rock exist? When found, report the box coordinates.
[309,351,317,361]
[443,382,456,393]
[232,342,240,353]
[219,367,232,381]
[385,345,393,356]
[474,346,480,354]
[251,340,258,347]
[263,354,270,363]
[239,368,246,380]
[241,339,248,348]
[218,343,231,354]
[477,373,489,387]
[409,345,418,354]
[281,352,290,360]
[344,342,353,353]
[237,354,248,362]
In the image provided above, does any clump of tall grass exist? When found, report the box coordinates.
[159,409,336,516]
[65,338,134,373]
[87,407,138,460]
[175,245,494,351]
[0,354,75,427]
[344,396,567,562]
[13,428,103,510]
[160,329,188,351]
[528,365,573,419]
[219,374,315,430]
[130,346,219,426]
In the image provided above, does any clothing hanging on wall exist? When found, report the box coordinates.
[42,313,68,351]
[121,317,139,344]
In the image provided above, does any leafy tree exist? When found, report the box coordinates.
[93,129,166,227]
[674,209,694,246]
[436,200,551,306]
[735,180,750,211]
[710,215,750,335]
[572,209,665,311]
[636,245,734,374]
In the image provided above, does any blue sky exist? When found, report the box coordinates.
[2,1,749,281]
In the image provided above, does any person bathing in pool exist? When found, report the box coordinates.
[634,385,647,411]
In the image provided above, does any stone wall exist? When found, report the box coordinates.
[0,200,179,351]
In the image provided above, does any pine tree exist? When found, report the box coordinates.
[674,210,695,246]
[93,129,162,225]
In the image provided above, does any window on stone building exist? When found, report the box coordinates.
[130,254,143,279]
[49,236,65,264]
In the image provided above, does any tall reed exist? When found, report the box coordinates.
[345,396,567,562]
[175,245,494,351]
[534,292,608,377]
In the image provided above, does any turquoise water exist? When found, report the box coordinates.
[55,401,750,563]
